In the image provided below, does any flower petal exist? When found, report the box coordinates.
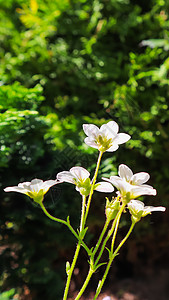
[29,179,44,192]
[42,180,59,193]
[84,137,98,149]
[113,133,131,145]
[103,176,130,194]
[128,199,145,212]
[31,179,43,185]
[131,172,150,185]
[131,186,157,198]
[141,184,154,189]
[100,121,119,137]
[83,124,99,138]
[145,206,166,213]
[106,144,119,152]
[95,182,114,193]
[118,164,133,181]
[18,182,31,188]
[70,166,90,181]
[57,171,75,184]
[4,186,29,194]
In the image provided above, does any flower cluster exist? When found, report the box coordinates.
[4,121,165,221]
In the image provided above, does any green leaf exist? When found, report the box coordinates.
[94,262,107,271]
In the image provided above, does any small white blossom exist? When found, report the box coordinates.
[83,121,131,152]
[4,179,59,203]
[57,166,114,196]
[103,164,156,200]
[128,199,166,222]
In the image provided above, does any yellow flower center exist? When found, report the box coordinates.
[96,134,113,152]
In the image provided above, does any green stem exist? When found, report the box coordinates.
[63,195,87,300]
[84,151,103,224]
[93,221,135,300]
[113,221,135,259]
[92,218,110,258]
[80,195,86,232]
[75,203,126,300]
[40,201,68,225]
[74,220,110,300]
[75,267,94,300]
[63,243,81,300]
[40,202,90,254]
[94,202,125,267]
[93,260,112,300]
[111,207,122,253]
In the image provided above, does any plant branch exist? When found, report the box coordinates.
[40,201,90,253]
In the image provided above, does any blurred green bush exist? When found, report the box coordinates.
[1,0,169,299]
[0,288,15,300]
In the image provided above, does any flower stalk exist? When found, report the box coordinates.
[40,201,90,254]
[63,150,104,300]
[63,195,87,300]
[84,151,103,224]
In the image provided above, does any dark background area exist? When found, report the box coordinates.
[0,0,169,299]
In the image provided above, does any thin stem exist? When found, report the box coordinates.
[63,195,87,300]
[111,207,122,253]
[75,203,126,300]
[92,218,110,258]
[74,220,110,300]
[75,268,94,300]
[93,259,112,300]
[94,202,126,267]
[40,202,90,254]
[93,221,135,300]
[63,243,81,300]
[40,201,68,225]
[84,151,103,224]
[113,221,135,259]
[80,195,86,232]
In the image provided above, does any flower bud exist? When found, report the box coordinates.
[105,197,120,221]
[77,177,91,196]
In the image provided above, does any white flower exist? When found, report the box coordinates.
[103,164,156,200]
[57,166,114,196]
[83,121,131,152]
[128,199,166,222]
[4,179,59,203]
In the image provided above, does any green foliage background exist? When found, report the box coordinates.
[0,0,169,299]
